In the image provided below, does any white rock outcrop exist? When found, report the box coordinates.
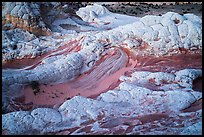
[2,68,202,135]
[2,4,202,135]
[76,3,111,22]
[76,8,202,56]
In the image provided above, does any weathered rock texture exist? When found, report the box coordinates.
[2,3,202,135]
[2,68,202,135]
[77,4,202,56]
[2,2,51,36]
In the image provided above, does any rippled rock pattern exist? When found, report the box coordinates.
[2,68,202,135]
[2,3,202,135]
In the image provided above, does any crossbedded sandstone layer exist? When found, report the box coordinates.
[2,3,202,135]
[2,68,202,135]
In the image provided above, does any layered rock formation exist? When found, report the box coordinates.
[2,3,202,135]
[2,68,202,135]
[2,2,51,36]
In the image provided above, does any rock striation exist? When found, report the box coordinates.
[2,68,202,135]
[2,2,51,36]
[2,3,202,135]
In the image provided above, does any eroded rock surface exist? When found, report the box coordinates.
[2,68,202,135]
[2,2,51,36]
[2,2,202,135]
